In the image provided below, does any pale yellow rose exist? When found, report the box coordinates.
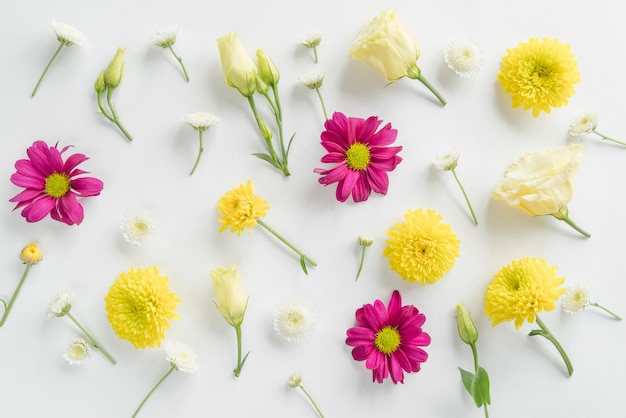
[210,265,248,327]
[349,8,420,82]
[493,144,584,216]
[216,33,258,97]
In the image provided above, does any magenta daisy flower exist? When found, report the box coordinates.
[314,112,402,202]
[345,290,430,384]
[9,140,104,225]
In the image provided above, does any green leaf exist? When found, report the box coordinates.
[467,366,491,407]
[300,256,309,275]
[459,367,474,396]
[251,152,277,166]
[285,132,296,158]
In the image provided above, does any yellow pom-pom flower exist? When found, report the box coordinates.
[497,38,580,117]
[105,266,180,348]
[218,180,270,236]
[484,257,565,329]
[383,209,460,284]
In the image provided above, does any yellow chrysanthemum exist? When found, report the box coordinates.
[484,257,566,329]
[498,38,580,117]
[218,180,270,236]
[105,266,180,348]
[383,209,460,284]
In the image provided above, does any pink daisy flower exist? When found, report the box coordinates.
[346,290,430,384]
[314,112,402,202]
[9,140,104,225]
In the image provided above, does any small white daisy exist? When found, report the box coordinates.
[562,282,590,314]
[358,234,374,247]
[165,341,199,373]
[47,289,75,318]
[300,33,322,49]
[153,25,178,48]
[433,148,460,171]
[120,210,156,246]
[273,300,316,342]
[51,21,86,46]
[568,111,598,136]
[444,38,483,78]
[64,338,92,365]
[298,69,326,90]
[181,112,220,132]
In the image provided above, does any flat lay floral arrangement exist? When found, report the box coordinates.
[1,2,625,417]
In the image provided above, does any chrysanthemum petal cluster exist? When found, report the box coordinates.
[298,69,326,89]
[64,338,91,365]
[498,38,580,117]
[153,25,178,48]
[51,21,85,46]
[383,209,460,284]
[444,38,483,78]
[120,210,156,246]
[9,141,104,225]
[273,300,316,342]
[165,341,199,373]
[561,282,590,314]
[484,257,566,329]
[47,289,75,318]
[104,266,180,348]
[314,112,402,203]
[181,112,220,132]
[433,148,460,171]
[346,290,430,384]
[568,112,598,136]
[217,180,269,235]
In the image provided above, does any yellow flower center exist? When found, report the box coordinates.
[45,172,71,198]
[286,311,305,328]
[409,237,436,262]
[374,325,401,354]
[133,220,149,235]
[69,342,88,360]
[531,65,554,88]
[345,143,371,171]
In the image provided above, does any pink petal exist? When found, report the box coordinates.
[400,345,429,363]
[317,164,348,186]
[370,145,403,161]
[25,141,54,175]
[356,116,382,143]
[368,123,398,146]
[320,152,347,163]
[366,168,389,195]
[44,144,65,172]
[58,193,84,225]
[63,152,88,173]
[337,170,359,202]
[21,197,55,222]
[389,354,405,384]
[14,159,46,179]
[350,173,371,202]
[386,291,402,320]
[346,327,376,343]
[9,189,45,204]
[71,177,104,196]
[320,130,349,152]
[10,172,45,189]
[351,344,374,361]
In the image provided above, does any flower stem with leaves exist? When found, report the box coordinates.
[529,314,573,376]
[256,219,317,275]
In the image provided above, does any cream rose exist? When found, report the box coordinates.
[348,8,419,82]
[216,33,258,97]
[493,144,590,237]
[348,9,446,106]
[210,265,248,327]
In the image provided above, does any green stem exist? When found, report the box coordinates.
[529,315,574,376]
[67,312,116,364]
[312,46,319,64]
[298,384,324,418]
[469,343,489,418]
[590,302,622,320]
[0,264,32,327]
[32,42,65,97]
[132,365,175,418]
[189,131,204,175]
[451,169,478,226]
[593,129,626,146]
[552,214,591,238]
[414,73,446,106]
[315,87,328,120]
[355,246,367,281]
[106,88,134,142]
[167,45,189,82]
[233,324,247,377]
[256,218,317,273]
[247,95,277,160]
[270,84,288,163]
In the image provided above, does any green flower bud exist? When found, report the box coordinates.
[256,48,280,86]
[104,47,125,88]
[456,303,478,345]
[259,118,273,142]
[255,76,269,95]
[94,70,106,94]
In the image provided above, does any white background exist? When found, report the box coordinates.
[1,1,625,417]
